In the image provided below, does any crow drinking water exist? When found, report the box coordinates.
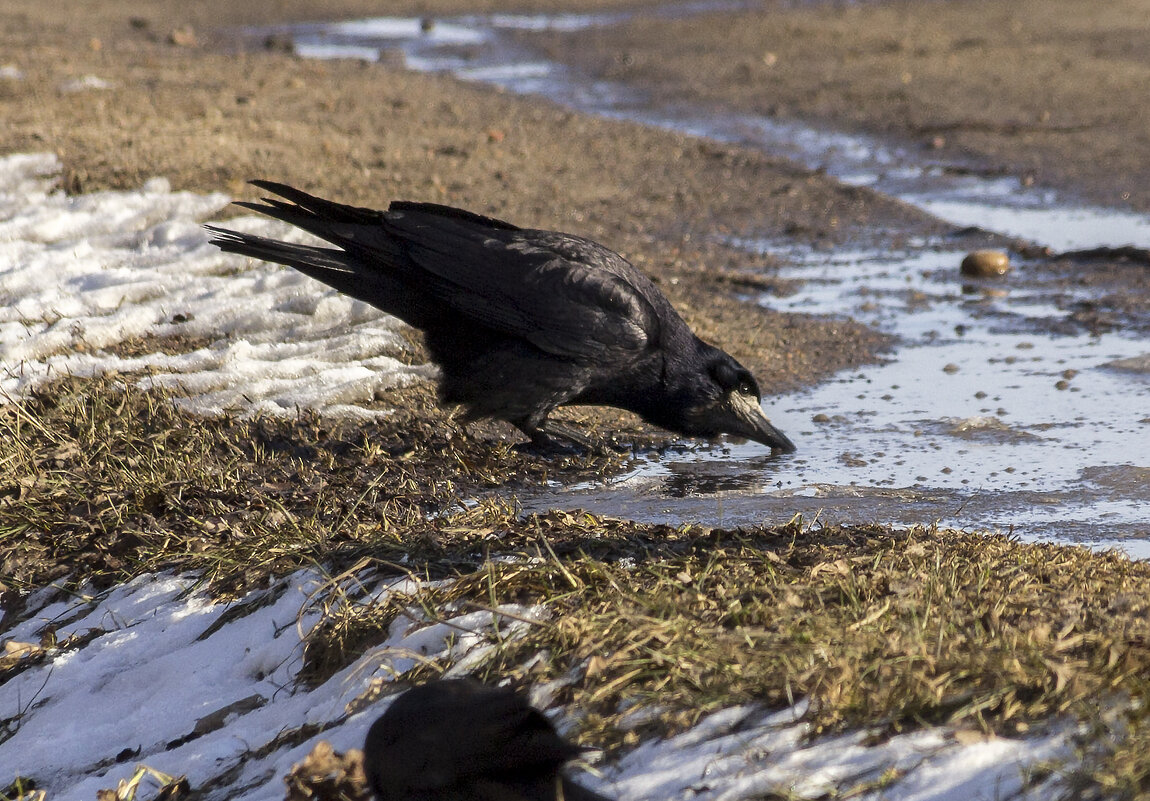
[208,182,795,452]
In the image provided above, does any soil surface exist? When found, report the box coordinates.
[3,0,1148,445]
[538,0,1150,213]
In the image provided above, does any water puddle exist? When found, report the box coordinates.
[549,244,1150,555]
[248,7,1150,553]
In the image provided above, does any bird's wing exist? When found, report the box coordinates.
[225,185,664,360]
[376,207,664,359]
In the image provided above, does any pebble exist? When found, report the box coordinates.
[960,249,1011,277]
[168,25,197,47]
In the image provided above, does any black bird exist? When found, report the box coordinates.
[207,183,796,452]
[362,679,611,801]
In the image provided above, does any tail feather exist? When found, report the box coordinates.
[206,226,411,316]
[206,181,523,327]
[229,200,382,257]
[206,226,349,273]
[231,187,409,266]
[248,180,382,226]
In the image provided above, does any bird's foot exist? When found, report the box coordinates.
[516,420,616,457]
[515,431,586,457]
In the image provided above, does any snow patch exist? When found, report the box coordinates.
[0,153,433,418]
[0,568,547,801]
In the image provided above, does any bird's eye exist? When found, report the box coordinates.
[737,381,755,396]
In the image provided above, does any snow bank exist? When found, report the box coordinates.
[0,568,546,801]
[0,153,433,418]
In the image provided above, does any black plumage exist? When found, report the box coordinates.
[362,679,611,801]
[207,182,795,452]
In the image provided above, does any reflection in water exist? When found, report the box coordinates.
[661,452,790,497]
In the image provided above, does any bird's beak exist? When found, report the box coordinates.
[730,392,797,453]
[750,416,797,453]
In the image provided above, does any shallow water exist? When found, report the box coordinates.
[255,6,1150,553]
[550,244,1150,556]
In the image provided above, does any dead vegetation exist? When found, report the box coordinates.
[0,376,627,598]
[299,519,1150,759]
[3,377,1150,799]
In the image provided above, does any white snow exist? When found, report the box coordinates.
[0,568,547,801]
[604,706,1072,801]
[0,152,433,418]
[58,75,115,93]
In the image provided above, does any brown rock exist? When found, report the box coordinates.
[167,26,197,47]
[960,250,1011,277]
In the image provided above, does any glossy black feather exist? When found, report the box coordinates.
[207,183,796,451]
[363,680,611,801]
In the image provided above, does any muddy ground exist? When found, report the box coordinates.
[2,0,1149,443]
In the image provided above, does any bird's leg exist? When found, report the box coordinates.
[511,417,594,455]
[538,419,599,450]
[517,418,627,458]
[515,427,582,456]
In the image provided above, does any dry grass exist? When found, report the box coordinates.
[0,376,626,597]
[3,377,1150,798]
[301,521,1150,751]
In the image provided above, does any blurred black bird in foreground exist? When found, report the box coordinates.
[207,183,795,452]
[362,679,611,801]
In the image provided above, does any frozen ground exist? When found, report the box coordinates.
[1,565,1076,801]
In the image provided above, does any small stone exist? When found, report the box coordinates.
[943,363,960,374]
[168,25,197,47]
[960,249,1011,277]
[1055,380,1070,390]
[812,413,831,423]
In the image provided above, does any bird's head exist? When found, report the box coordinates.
[666,345,796,453]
